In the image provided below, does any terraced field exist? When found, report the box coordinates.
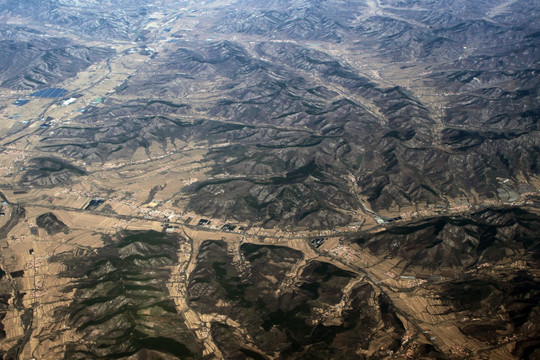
[0,0,538,359]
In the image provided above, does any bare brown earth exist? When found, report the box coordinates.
[0,0,539,359]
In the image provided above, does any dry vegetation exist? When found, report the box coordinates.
[0,0,539,358]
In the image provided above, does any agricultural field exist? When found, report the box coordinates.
[0,0,539,359]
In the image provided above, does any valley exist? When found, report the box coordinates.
[0,0,538,359]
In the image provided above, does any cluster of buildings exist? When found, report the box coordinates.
[24,256,48,271]
[101,150,176,170]
[310,237,325,248]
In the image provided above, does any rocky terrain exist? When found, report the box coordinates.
[188,241,411,359]
[35,212,69,235]
[52,231,202,359]
[0,34,114,90]
[0,0,538,359]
